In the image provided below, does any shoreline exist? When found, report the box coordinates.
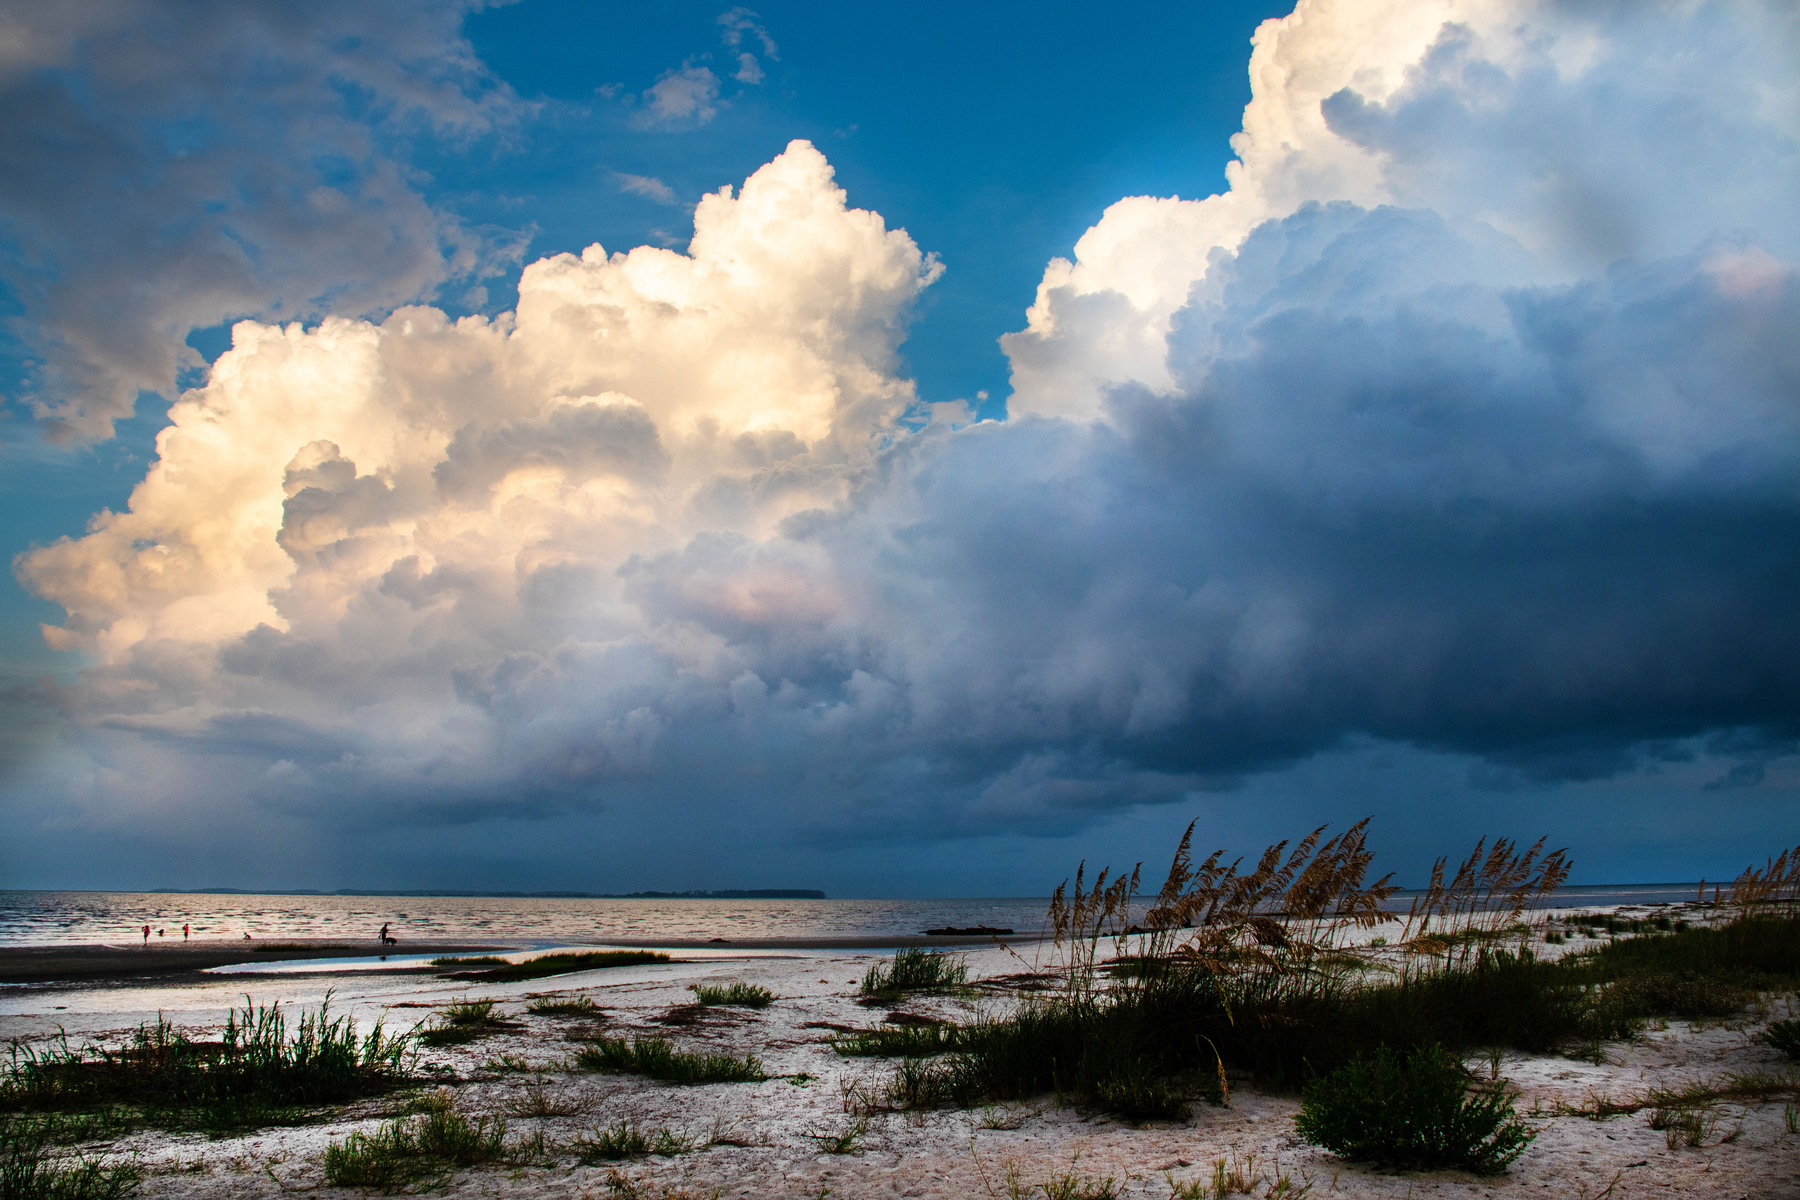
[0,933,1052,985]
[0,941,518,985]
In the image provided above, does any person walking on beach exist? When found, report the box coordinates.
[379,922,390,944]
[183,924,189,941]
[141,925,149,945]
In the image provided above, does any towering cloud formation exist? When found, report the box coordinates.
[15,0,1800,856]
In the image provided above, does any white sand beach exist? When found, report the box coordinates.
[5,908,1798,1200]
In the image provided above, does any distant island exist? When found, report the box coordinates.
[143,887,827,899]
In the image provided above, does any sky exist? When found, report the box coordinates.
[0,0,1796,897]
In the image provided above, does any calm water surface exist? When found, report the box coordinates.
[0,884,1708,948]
[0,892,1056,947]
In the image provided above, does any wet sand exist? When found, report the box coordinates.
[0,941,518,984]
[0,934,1044,985]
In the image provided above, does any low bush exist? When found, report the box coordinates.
[688,983,774,1009]
[1295,1044,1535,1174]
[571,1037,764,1084]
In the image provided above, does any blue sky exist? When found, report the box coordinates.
[1,0,1796,895]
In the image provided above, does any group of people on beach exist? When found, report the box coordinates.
[135,921,397,945]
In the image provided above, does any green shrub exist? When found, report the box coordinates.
[688,983,774,1009]
[1295,1044,1535,1174]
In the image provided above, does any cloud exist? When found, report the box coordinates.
[717,8,775,85]
[615,173,682,206]
[14,0,1800,858]
[1004,0,1800,421]
[634,64,721,129]
[0,0,525,441]
[717,8,778,59]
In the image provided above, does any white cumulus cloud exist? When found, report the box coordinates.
[12,0,1800,866]
[1004,0,1800,421]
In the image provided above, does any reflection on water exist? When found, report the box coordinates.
[0,884,1708,950]
[0,892,1055,948]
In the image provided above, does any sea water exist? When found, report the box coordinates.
[0,891,1057,947]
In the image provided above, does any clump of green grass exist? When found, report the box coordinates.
[1,1115,142,1200]
[860,949,968,999]
[443,951,669,983]
[416,998,514,1048]
[0,995,411,1131]
[570,1121,695,1163]
[1296,1044,1535,1174]
[429,956,510,968]
[829,1024,962,1058]
[874,825,1800,1122]
[323,1094,519,1191]
[525,995,604,1019]
[807,1116,868,1154]
[688,982,774,1009]
[571,1037,763,1084]
[1762,1019,1800,1059]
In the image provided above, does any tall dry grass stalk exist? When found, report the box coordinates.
[1047,820,1574,997]
[1728,846,1800,921]
[1401,837,1571,968]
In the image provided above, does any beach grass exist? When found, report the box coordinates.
[323,1094,527,1191]
[688,982,774,1009]
[873,825,1800,1129]
[444,951,669,983]
[0,1115,142,1199]
[1762,1019,1800,1059]
[571,1036,764,1084]
[416,998,513,1048]
[571,1120,695,1163]
[429,956,510,968]
[525,995,604,1019]
[860,948,968,999]
[0,995,410,1131]
[829,1024,962,1058]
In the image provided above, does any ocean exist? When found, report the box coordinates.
[0,883,1712,948]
